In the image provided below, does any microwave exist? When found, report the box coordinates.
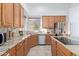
[0,33,6,45]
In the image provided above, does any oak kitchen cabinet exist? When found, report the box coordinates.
[2,3,13,27]
[42,16,49,28]
[9,46,16,56]
[16,40,24,56]
[14,4,24,28]
[13,3,20,27]
[27,34,38,48]
[56,41,75,56]
[20,5,24,28]
[51,36,75,56]
[60,16,66,22]
[30,34,38,47]
[48,16,54,29]
[42,16,66,29]
[45,34,51,45]
[0,3,24,28]
[54,16,60,23]
[42,16,54,29]
[24,37,29,55]
[51,37,57,56]
[0,4,1,27]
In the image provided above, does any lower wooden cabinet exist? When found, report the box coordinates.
[45,34,51,45]
[51,36,75,56]
[56,42,74,56]
[51,37,57,56]
[30,35,38,47]
[2,34,38,56]
[16,40,24,56]
[9,46,16,56]
[24,38,29,55]
[27,34,38,48]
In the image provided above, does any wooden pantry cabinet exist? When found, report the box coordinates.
[2,3,13,27]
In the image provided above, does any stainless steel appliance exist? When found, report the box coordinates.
[54,22,65,36]
[38,34,45,44]
[0,33,6,45]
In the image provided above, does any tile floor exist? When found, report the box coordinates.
[27,45,52,56]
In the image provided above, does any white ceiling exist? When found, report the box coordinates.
[25,3,79,17]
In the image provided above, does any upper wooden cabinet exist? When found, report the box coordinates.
[13,3,20,28]
[48,16,54,28]
[54,16,61,23]
[42,16,66,29]
[0,3,24,28]
[2,3,13,27]
[42,16,55,29]
[42,16,49,28]
[20,5,24,28]
[60,16,66,22]
[0,4,2,27]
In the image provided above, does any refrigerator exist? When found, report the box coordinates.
[54,22,65,36]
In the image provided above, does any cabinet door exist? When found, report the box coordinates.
[20,5,24,28]
[57,42,73,56]
[9,46,16,56]
[31,35,38,47]
[13,3,20,27]
[51,38,57,56]
[16,41,24,56]
[24,39,29,55]
[2,3,13,27]
[42,16,49,28]
[48,16,54,29]
[0,4,1,27]
[60,16,66,22]
[45,34,51,45]
[54,16,61,23]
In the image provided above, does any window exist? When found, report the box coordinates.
[28,19,40,32]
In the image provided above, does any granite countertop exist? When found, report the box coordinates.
[51,36,79,56]
[65,45,79,56]
[0,34,31,56]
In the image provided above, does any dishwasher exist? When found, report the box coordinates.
[38,34,45,45]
